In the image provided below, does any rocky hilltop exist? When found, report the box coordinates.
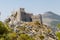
[4,8,59,40]
[5,8,60,33]
[6,21,57,40]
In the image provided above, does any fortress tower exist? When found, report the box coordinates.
[16,8,33,22]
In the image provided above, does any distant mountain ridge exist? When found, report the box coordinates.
[43,11,60,20]
[42,11,60,32]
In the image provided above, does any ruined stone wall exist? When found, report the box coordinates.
[31,14,43,24]
[8,8,43,24]
[20,12,33,22]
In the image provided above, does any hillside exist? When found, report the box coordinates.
[3,11,59,40]
[42,11,60,32]
[8,21,57,40]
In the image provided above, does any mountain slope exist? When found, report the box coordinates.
[42,11,60,32]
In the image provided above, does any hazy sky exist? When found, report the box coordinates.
[0,0,60,21]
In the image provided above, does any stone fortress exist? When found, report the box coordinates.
[5,8,57,40]
[6,8,43,25]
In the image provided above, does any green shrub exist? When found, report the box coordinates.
[56,32,60,40]
[39,35,44,40]
[0,21,9,35]
[17,34,35,40]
